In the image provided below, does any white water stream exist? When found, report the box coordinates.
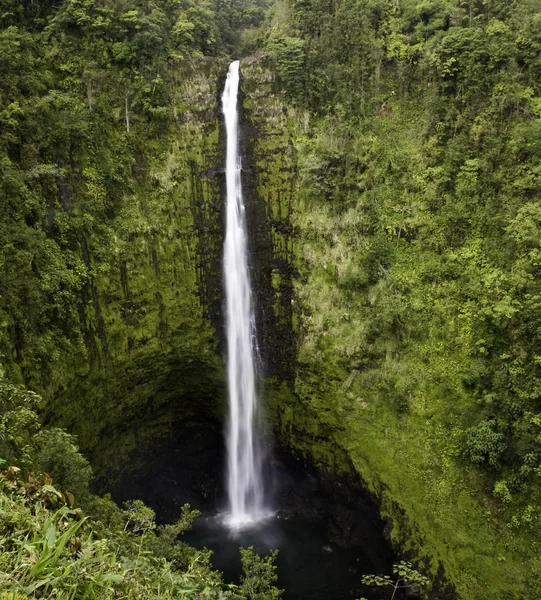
[222,61,268,528]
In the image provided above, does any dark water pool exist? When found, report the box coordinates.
[184,514,384,600]
[108,431,394,599]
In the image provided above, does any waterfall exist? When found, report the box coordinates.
[222,60,268,528]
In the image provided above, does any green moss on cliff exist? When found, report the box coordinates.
[239,57,300,381]
[261,0,541,595]
[46,59,229,474]
[0,3,230,475]
[4,1,541,597]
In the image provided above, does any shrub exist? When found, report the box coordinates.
[32,428,93,504]
[0,378,40,468]
[464,420,507,468]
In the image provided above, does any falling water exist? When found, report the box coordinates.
[222,60,267,528]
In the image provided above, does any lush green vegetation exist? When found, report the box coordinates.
[0,3,278,598]
[0,377,282,599]
[360,561,430,599]
[3,0,541,598]
[0,0,234,479]
[0,0,268,391]
[263,0,541,597]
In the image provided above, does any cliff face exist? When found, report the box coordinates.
[2,57,300,482]
[246,58,541,600]
[4,47,541,599]
[37,60,227,475]
[240,58,298,383]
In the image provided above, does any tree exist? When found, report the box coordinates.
[359,561,430,600]
[0,377,40,467]
[240,546,282,600]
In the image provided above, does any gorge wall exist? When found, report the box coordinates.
[1,56,300,483]
[3,13,541,598]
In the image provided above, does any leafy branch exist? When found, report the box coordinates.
[359,561,430,600]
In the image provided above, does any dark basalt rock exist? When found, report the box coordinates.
[106,418,225,523]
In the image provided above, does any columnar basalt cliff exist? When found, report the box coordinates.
[27,57,302,487]
[38,59,231,476]
[239,58,298,382]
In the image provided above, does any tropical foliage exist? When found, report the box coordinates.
[264,0,541,597]
[3,0,541,598]
[0,377,281,599]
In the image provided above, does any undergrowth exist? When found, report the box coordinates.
[0,377,281,600]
